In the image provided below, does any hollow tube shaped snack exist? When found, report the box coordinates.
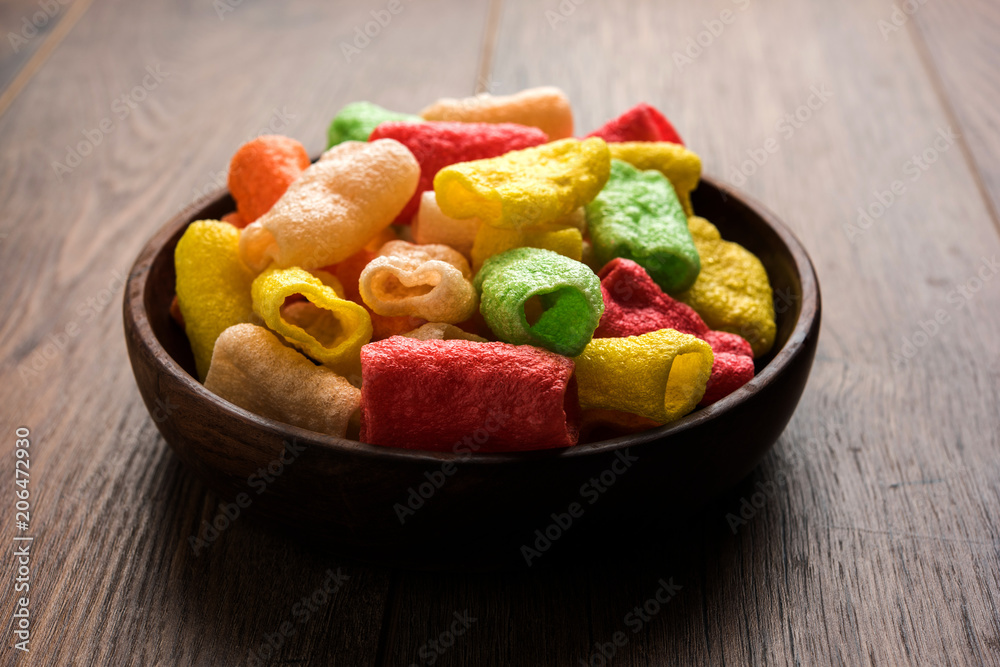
[251,266,372,377]
[434,138,610,229]
[369,121,548,223]
[473,247,604,357]
[412,191,481,259]
[607,142,701,216]
[359,240,478,322]
[228,135,311,225]
[573,329,714,424]
[174,220,255,380]
[595,258,753,405]
[327,101,422,148]
[239,139,420,272]
[587,103,684,145]
[360,337,580,451]
[420,86,574,140]
[676,216,776,357]
[205,324,361,437]
[586,159,701,293]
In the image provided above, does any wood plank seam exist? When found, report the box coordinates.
[0,0,96,119]
[907,17,1000,240]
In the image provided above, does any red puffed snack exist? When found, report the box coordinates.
[228,135,311,224]
[586,103,684,146]
[360,337,579,451]
[595,258,753,405]
[368,121,549,223]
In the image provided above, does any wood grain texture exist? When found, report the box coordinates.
[377,0,1000,664]
[911,0,1000,234]
[1,0,999,665]
[0,0,490,664]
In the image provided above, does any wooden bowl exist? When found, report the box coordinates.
[124,176,820,569]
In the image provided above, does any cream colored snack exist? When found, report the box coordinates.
[205,324,360,437]
[359,240,478,322]
[412,191,480,259]
[239,139,419,272]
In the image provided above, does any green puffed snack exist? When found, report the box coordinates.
[326,101,421,148]
[585,159,701,293]
[473,247,604,356]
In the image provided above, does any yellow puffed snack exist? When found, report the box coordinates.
[607,142,701,216]
[676,216,776,357]
[239,139,419,272]
[251,266,372,376]
[420,86,574,140]
[412,191,480,259]
[573,329,714,424]
[402,322,487,342]
[174,220,255,380]
[359,240,477,322]
[434,138,610,230]
[471,224,583,273]
[205,324,360,437]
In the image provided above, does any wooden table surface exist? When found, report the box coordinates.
[2,0,999,664]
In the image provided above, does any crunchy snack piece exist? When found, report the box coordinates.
[596,258,754,405]
[434,138,610,229]
[251,267,372,376]
[676,216,776,357]
[324,245,425,340]
[205,324,360,437]
[473,247,604,356]
[360,337,580,451]
[573,329,714,423]
[587,103,684,145]
[412,191,480,259]
[327,101,421,148]
[174,220,255,380]
[402,322,487,342]
[240,139,419,272]
[607,142,701,216]
[420,86,574,140]
[471,224,583,273]
[359,240,477,322]
[369,121,548,223]
[586,159,701,293]
[228,135,311,225]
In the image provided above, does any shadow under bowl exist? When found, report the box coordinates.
[123,176,821,570]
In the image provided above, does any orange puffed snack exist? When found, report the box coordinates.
[227,135,311,225]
